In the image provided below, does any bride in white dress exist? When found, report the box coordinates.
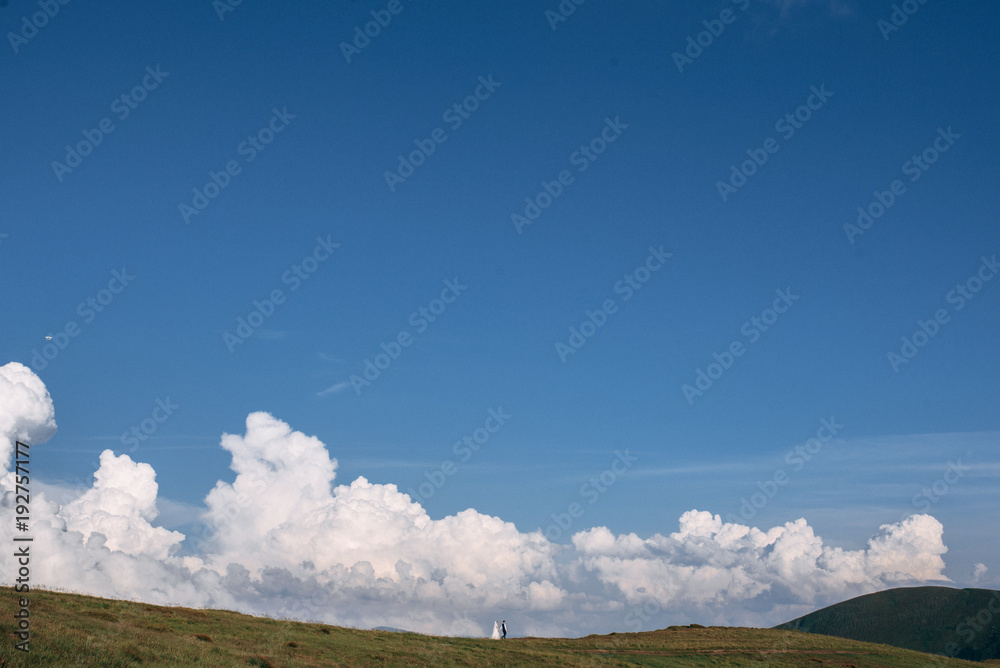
[490,620,501,639]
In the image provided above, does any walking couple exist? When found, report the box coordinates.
[490,620,507,639]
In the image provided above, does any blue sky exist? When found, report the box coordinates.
[2,0,999,635]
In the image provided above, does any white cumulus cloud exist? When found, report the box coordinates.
[0,366,956,635]
[191,412,562,631]
[61,450,184,560]
[0,362,56,468]
[572,509,948,625]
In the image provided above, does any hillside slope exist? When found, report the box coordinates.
[776,586,1000,661]
[0,586,990,667]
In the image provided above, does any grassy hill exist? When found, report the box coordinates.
[0,586,992,667]
[775,586,1000,662]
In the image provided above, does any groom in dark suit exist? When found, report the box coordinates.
[501,620,507,639]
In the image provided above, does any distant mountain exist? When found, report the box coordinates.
[775,586,1000,661]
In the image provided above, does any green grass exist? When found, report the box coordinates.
[0,586,985,667]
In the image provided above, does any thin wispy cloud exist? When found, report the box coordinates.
[317,381,350,396]
[630,461,755,477]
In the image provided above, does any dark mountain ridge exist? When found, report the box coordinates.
[775,586,1000,661]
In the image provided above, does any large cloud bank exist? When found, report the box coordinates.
[0,363,950,635]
